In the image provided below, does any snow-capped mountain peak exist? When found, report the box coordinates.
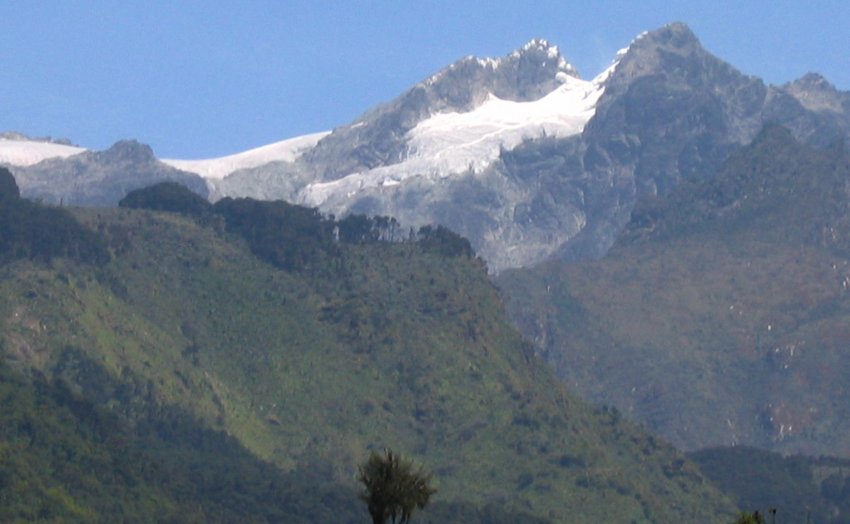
[422,38,579,98]
[513,38,577,75]
[8,24,849,275]
[179,38,611,202]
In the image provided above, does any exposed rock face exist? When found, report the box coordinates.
[11,140,208,206]
[296,38,577,181]
[556,23,771,261]
[768,73,850,147]
[214,23,849,271]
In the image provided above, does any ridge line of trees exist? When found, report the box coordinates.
[119,182,475,271]
[0,167,109,265]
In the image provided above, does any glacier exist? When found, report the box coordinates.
[0,138,85,166]
[299,70,610,207]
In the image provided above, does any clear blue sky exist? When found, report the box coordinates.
[1,1,847,158]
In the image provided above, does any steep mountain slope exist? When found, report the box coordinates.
[499,126,850,456]
[0,185,735,521]
[205,38,607,272]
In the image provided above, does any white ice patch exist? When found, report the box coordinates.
[405,74,602,174]
[0,139,86,166]
[301,72,610,207]
[163,131,329,179]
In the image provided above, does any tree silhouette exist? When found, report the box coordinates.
[358,449,436,524]
[734,510,766,524]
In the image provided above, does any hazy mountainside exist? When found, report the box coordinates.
[8,140,208,206]
[0,182,734,522]
[689,446,850,524]
[498,126,850,457]
[774,72,850,146]
[5,23,848,271]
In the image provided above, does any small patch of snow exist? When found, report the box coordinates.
[476,57,501,69]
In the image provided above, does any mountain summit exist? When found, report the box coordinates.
[4,23,849,270]
[422,37,581,105]
[207,22,850,270]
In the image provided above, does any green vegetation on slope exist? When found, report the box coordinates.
[498,125,850,456]
[0,356,363,523]
[0,185,734,521]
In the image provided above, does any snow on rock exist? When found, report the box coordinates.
[0,138,86,166]
[302,70,610,207]
[406,73,604,173]
[162,131,329,179]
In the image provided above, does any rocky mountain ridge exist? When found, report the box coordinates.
[9,140,208,206]
[4,23,849,271]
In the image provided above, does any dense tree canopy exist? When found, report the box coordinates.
[119,181,212,216]
[0,167,109,265]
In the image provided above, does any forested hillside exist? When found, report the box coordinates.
[0,176,734,522]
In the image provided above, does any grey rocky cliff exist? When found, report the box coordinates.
[556,23,850,262]
[556,23,770,260]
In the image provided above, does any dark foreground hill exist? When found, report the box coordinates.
[0,177,733,522]
[689,446,850,524]
[499,126,850,457]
